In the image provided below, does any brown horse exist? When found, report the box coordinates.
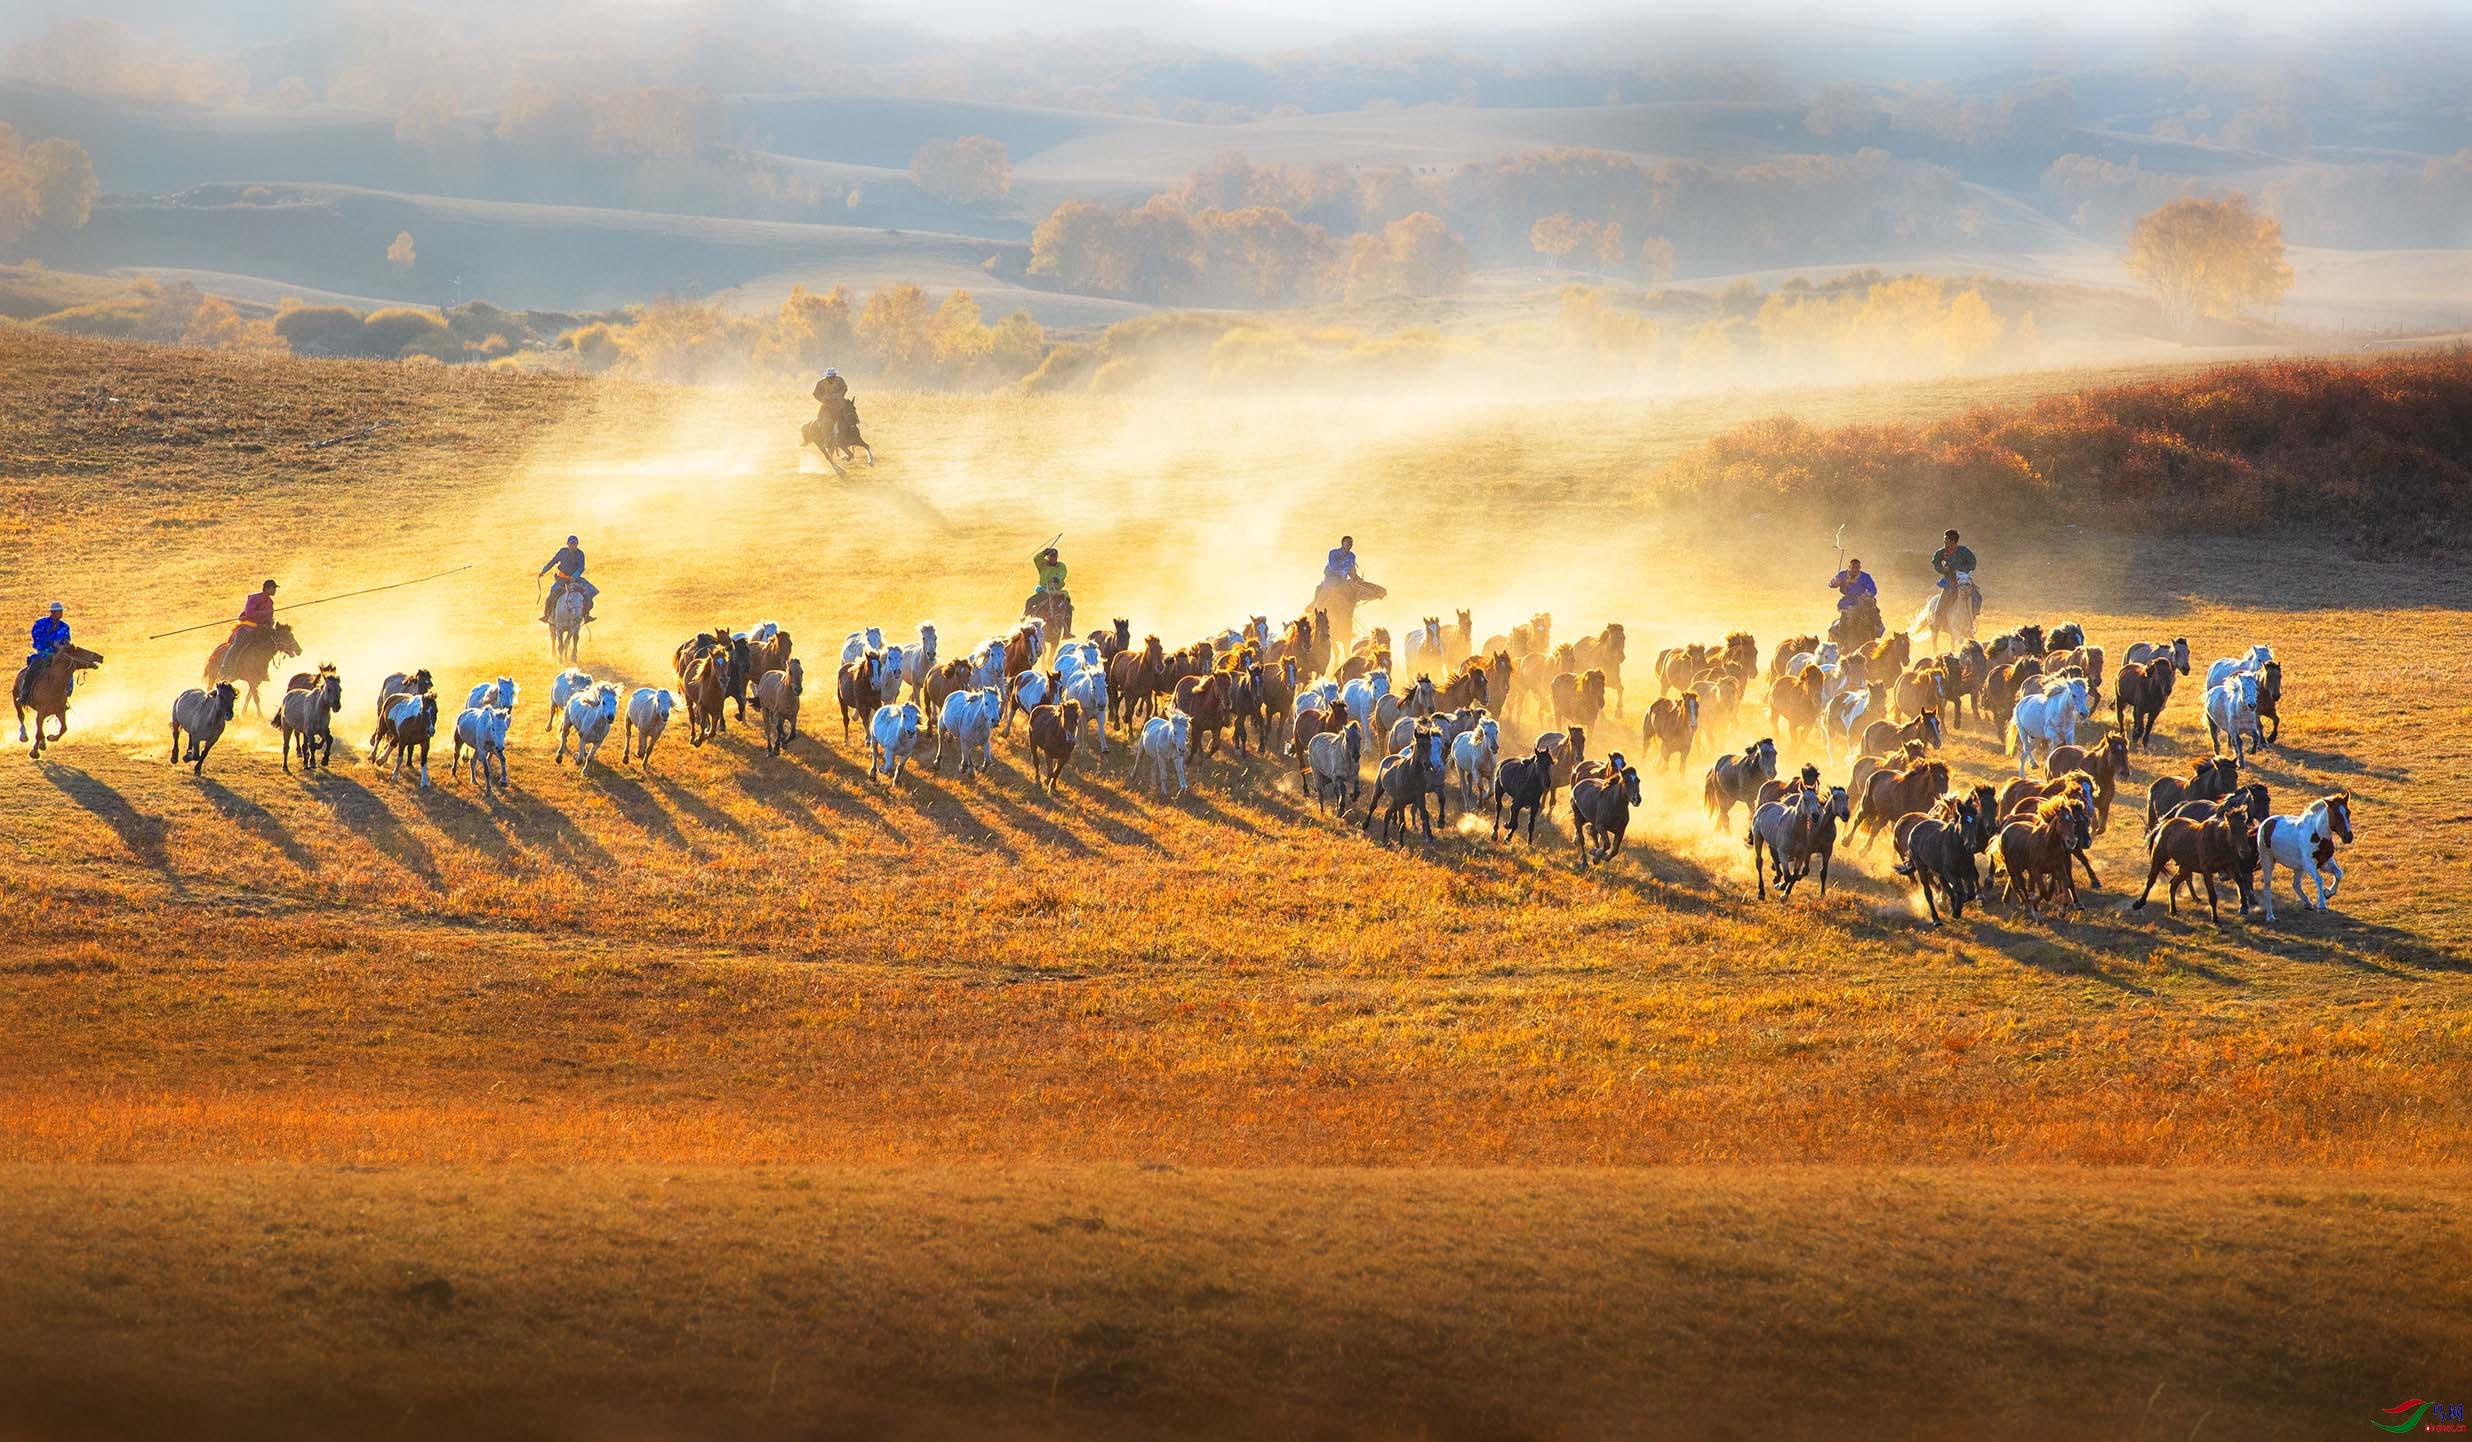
[1767,667,1826,754]
[14,643,103,758]
[1702,738,1779,829]
[205,621,301,716]
[2045,732,2131,831]
[2134,801,2259,921]
[1853,757,1950,849]
[1769,635,1820,681]
[1857,630,1912,677]
[1859,709,1941,760]
[684,652,732,746]
[1642,694,1699,771]
[1849,739,1926,804]
[2112,658,2176,749]
[1994,796,2091,920]
[1565,625,1628,713]
[2146,756,2239,834]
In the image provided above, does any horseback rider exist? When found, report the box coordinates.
[1324,535,1361,584]
[1025,540,1072,634]
[813,369,851,444]
[1932,529,1981,607]
[225,580,277,657]
[1828,557,1876,611]
[538,534,597,623]
[14,601,70,708]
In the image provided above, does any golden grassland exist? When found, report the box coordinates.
[1,328,2467,1438]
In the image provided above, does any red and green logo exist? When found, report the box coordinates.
[2382,1400,2469,1433]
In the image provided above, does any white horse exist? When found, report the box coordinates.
[1341,671,1391,730]
[2205,645,2273,693]
[1449,717,1501,808]
[465,676,518,712]
[547,587,586,663]
[1293,680,1341,723]
[971,639,1007,691]
[557,682,621,771]
[2257,793,2354,921]
[868,701,922,783]
[841,627,885,664]
[546,668,595,732]
[624,687,673,769]
[1132,713,1191,796]
[2007,677,2088,776]
[2205,673,2262,768]
[1306,722,1362,815]
[935,685,1001,776]
[1063,668,1110,756]
[1399,617,1447,676]
[452,704,512,795]
[904,623,938,701]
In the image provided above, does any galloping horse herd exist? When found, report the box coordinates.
[25,594,2357,930]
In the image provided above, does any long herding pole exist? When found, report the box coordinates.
[146,564,474,640]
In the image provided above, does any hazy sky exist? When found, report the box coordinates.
[2,0,2455,53]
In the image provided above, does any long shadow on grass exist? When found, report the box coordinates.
[193,777,320,874]
[41,764,180,892]
[303,771,440,884]
[592,770,697,854]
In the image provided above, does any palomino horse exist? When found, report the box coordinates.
[547,587,586,664]
[205,622,301,716]
[1314,575,1386,654]
[14,644,104,758]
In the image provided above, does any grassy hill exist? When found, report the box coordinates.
[1,329,2466,1436]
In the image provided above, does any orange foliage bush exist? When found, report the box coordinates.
[1660,352,2472,546]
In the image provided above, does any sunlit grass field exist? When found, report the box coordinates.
[1,328,2465,1440]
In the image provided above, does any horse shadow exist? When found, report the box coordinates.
[589,770,698,854]
[971,776,1098,859]
[494,787,618,873]
[302,771,440,884]
[42,764,179,889]
[2247,742,2406,784]
[908,777,1022,858]
[193,778,320,874]
[646,773,757,842]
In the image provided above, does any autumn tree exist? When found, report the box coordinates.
[1383,212,1468,296]
[1529,213,1580,262]
[386,231,416,270]
[2125,194,2293,328]
[768,283,854,369]
[858,283,934,374]
[1638,234,1676,283]
[912,136,1011,205]
[26,138,96,232]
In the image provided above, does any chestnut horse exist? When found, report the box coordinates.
[14,643,103,758]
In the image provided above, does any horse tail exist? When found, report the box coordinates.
[2003,709,2018,755]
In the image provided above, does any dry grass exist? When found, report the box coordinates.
[2,329,2467,1436]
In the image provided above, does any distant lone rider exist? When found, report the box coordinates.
[14,601,70,708]
[1829,557,1876,611]
[1034,544,1067,597]
[805,369,874,471]
[539,534,596,623]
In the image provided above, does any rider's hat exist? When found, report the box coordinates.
[823,367,839,379]
[1943,528,1960,540]
[566,534,579,545]
[47,600,64,613]
[262,579,279,590]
